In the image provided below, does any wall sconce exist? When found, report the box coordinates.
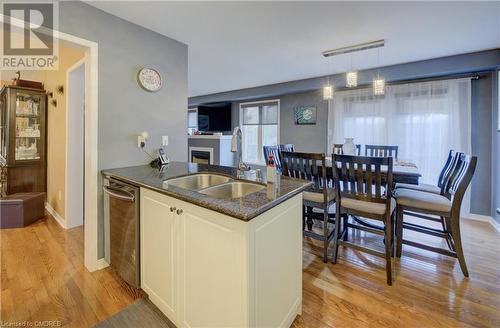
[137,131,149,148]
[47,91,54,98]
[57,85,64,95]
[51,99,57,107]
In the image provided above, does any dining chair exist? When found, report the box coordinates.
[281,151,337,263]
[333,143,361,155]
[263,145,283,170]
[395,150,460,194]
[394,153,477,277]
[331,154,396,285]
[365,145,399,159]
[279,144,295,152]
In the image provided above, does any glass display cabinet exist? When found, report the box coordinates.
[0,85,47,196]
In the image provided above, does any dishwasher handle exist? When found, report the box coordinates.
[103,185,135,202]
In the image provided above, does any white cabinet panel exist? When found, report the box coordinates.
[140,190,179,322]
[179,204,247,328]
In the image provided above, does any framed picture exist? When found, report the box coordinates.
[294,106,316,125]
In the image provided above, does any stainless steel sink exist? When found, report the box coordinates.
[163,173,232,190]
[199,181,265,199]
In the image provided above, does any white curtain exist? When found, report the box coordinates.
[327,78,471,185]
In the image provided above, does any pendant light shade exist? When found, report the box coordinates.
[373,78,385,95]
[323,85,333,100]
[346,71,358,87]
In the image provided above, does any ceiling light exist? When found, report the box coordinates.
[323,85,333,100]
[373,78,385,95]
[322,40,385,58]
[346,72,358,88]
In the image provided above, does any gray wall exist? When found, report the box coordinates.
[470,74,493,216]
[493,71,500,224]
[60,2,188,257]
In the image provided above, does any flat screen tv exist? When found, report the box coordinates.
[197,102,232,133]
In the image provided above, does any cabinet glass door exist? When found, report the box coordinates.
[14,91,42,161]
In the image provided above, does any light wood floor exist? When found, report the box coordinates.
[1,214,499,327]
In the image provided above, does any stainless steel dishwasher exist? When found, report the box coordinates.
[103,176,140,288]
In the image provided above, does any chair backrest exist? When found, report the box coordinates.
[365,145,399,159]
[263,145,282,170]
[281,151,328,196]
[333,143,361,155]
[332,154,393,208]
[442,153,477,214]
[279,144,295,152]
[437,150,461,189]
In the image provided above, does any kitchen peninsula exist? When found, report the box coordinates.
[102,162,311,328]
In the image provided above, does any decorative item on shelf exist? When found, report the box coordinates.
[11,71,45,90]
[51,99,57,107]
[346,71,358,88]
[137,68,163,92]
[294,106,317,125]
[342,138,356,155]
[56,85,64,94]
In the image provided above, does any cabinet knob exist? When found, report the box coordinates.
[170,207,176,212]
[176,209,183,215]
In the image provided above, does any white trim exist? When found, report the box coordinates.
[189,146,214,164]
[188,135,232,140]
[65,58,86,230]
[239,99,280,165]
[45,203,66,229]
[96,258,110,270]
[463,213,500,233]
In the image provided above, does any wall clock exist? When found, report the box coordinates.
[137,68,163,92]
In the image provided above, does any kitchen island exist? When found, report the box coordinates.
[102,162,311,328]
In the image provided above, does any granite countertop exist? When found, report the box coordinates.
[102,162,312,221]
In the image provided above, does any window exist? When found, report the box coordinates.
[187,108,197,135]
[240,100,279,165]
[328,78,471,185]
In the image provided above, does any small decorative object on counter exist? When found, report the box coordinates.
[343,137,356,155]
[266,154,276,183]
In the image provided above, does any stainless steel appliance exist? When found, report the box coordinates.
[103,176,140,288]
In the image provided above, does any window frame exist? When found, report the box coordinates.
[239,99,280,165]
[187,107,198,135]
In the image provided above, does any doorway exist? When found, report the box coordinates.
[66,60,85,228]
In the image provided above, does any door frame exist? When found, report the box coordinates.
[1,15,101,272]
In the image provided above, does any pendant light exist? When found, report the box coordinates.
[323,56,333,100]
[346,53,358,87]
[373,48,386,95]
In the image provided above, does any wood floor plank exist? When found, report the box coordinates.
[1,214,499,327]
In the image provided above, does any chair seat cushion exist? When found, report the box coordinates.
[395,182,441,194]
[341,197,395,215]
[303,189,335,204]
[394,189,451,213]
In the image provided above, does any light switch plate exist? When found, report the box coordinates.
[162,135,169,146]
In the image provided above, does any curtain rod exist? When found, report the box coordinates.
[332,71,485,92]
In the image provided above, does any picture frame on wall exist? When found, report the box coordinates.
[294,106,317,125]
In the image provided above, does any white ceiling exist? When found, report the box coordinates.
[87,1,500,97]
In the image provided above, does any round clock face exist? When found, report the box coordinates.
[137,68,162,92]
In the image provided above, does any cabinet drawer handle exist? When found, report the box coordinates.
[176,209,183,215]
[170,207,176,212]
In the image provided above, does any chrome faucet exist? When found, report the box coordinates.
[231,126,251,171]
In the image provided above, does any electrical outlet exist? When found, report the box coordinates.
[58,191,62,201]
[162,135,169,146]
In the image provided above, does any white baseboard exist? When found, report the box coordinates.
[463,213,500,233]
[96,258,109,270]
[45,203,67,229]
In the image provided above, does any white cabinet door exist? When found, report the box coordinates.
[140,189,179,323]
[178,202,247,328]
